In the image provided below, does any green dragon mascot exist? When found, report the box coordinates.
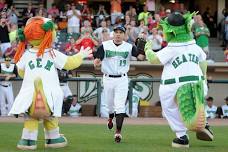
[144,12,214,148]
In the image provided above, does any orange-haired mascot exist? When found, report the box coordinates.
[9,17,92,150]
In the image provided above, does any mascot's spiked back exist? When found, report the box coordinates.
[9,17,92,150]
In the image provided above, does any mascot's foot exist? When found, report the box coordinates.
[172,135,189,148]
[196,125,214,141]
[17,139,37,150]
[45,135,67,148]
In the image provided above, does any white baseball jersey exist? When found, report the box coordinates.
[205,105,217,119]
[101,40,133,75]
[0,63,15,86]
[222,105,228,117]
[156,40,206,81]
[68,103,81,117]
[9,48,68,117]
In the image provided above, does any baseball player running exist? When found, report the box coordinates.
[0,56,17,116]
[94,25,144,143]
[145,12,213,148]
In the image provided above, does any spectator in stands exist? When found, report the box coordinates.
[124,15,131,28]
[125,24,135,44]
[95,5,108,28]
[75,30,98,53]
[7,4,19,26]
[106,18,113,32]
[47,3,59,22]
[68,95,82,117]
[81,20,93,34]
[158,5,166,18]
[128,20,138,43]
[93,20,110,39]
[110,0,122,25]
[146,0,155,15]
[192,15,203,37]
[0,0,6,11]
[67,3,81,34]
[166,9,171,15]
[0,17,11,57]
[64,37,78,55]
[147,28,163,52]
[138,5,149,26]
[137,19,148,36]
[37,8,46,17]
[202,7,216,37]
[3,40,17,58]
[194,20,210,58]
[57,16,67,31]
[205,96,217,119]
[81,4,92,23]
[99,28,111,43]
[8,23,17,43]
[125,5,137,21]
[36,3,47,17]
[21,2,35,26]
[221,96,228,118]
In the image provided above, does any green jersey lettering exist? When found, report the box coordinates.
[36,58,42,68]
[44,60,54,71]
[28,61,35,70]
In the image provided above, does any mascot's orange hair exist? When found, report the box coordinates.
[14,17,53,63]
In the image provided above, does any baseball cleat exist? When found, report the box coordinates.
[107,118,113,130]
[17,139,37,150]
[196,125,214,141]
[172,135,189,148]
[45,135,67,148]
[114,133,122,143]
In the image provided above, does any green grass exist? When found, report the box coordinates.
[0,123,227,152]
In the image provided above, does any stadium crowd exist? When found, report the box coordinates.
[0,0,228,117]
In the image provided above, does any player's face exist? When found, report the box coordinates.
[113,30,125,43]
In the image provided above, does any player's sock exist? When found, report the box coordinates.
[115,113,125,133]
[109,113,114,119]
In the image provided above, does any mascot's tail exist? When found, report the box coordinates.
[29,78,51,119]
[176,81,206,131]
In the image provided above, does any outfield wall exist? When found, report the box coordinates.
[11,61,228,107]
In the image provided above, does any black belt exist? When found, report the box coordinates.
[105,74,126,78]
[0,84,10,87]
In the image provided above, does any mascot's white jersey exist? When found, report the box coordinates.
[101,40,132,75]
[9,48,67,117]
[156,40,206,81]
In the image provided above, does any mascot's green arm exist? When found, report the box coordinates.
[63,54,83,70]
[199,61,207,79]
[144,41,161,64]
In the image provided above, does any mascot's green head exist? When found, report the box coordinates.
[159,11,195,43]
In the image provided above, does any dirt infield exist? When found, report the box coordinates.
[0,116,227,126]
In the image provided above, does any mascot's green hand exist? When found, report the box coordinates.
[144,40,153,52]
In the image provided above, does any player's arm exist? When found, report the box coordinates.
[93,45,104,68]
[144,41,161,64]
[64,47,92,70]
